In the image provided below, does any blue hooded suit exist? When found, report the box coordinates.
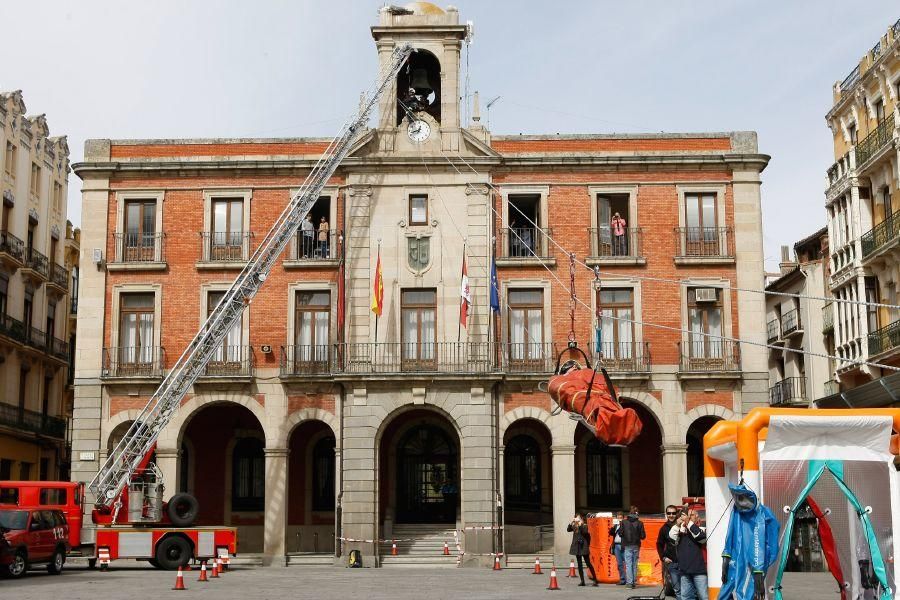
[719,483,780,600]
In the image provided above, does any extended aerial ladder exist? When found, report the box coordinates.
[89,43,415,521]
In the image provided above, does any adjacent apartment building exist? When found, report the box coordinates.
[70,2,769,565]
[821,18,900,405]
[0,90,78,481]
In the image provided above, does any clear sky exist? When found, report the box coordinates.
[2,0,897,271]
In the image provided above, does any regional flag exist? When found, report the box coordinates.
[459,253,471,328]
[489,258,500,314]
[371,250,384,316]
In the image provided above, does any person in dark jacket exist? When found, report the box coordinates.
[619,505,646,589]
[608,511,626,585]
[566,513,598,586]
[657,505,682,600]
[669,508,708,600]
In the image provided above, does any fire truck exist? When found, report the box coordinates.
[1,43,415,572]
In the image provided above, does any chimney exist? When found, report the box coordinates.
[779,245,797,275]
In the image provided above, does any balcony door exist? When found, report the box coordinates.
[118,293,154,372]
[599,288,634,368]
[211,198,244,261]
[596,194,630,256]
[687,288,723,366]
[508,289,544,367]
[207,290,243,370]
[684,193,718,255]
[294,291,330,371]
[124,200,157,261]
[401,289,436,369]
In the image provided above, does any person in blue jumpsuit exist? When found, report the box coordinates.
[718,483,780,600]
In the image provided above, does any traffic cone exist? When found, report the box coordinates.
[493,555,502,571]
[391,540,398,556]
[532,556,542,575]
[210,559,220,579]
[443,542,450,556]
[216,557,225,575]
[567,559,577,578]
[172,566,187,591]
[197,562,208,582]
[547,567,561,590]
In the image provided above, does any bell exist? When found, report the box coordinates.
[409,68,433,96]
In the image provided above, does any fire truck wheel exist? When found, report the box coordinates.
[155,536,192,571]
[166,493,199,527]
[47,547,65,575]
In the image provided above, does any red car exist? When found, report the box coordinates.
[0,508,70,578]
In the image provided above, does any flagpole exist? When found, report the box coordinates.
[458,242,466,343]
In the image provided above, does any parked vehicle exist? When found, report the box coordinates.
[0,508,70,578]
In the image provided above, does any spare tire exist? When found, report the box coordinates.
[166,493,199,527]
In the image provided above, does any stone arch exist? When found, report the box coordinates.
[684,411,729,498]
[165,394,271,450]
[619,391,665,432]
[103,409,143,453]
[680,404,737,436]
[374,402,463,448]
[277,408,338,448]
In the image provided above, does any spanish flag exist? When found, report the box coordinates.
[371,249,384,316]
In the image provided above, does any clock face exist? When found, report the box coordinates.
[407,119,431,143]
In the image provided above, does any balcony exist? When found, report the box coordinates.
[198,231,252,268]
[861,212,900,262]
[823,379,839,396]
[0,230,25,269]
[101,346,166,379]
[109,233,166,269]
[855,113,894,168]
[673,227,734,264]
[284,230,342,268]
[840,65,860,93]
[280,344,334,377]
[868,320,900,358]
[50,336,69,361]
[595,341,651,378]
[20,247,49,285]
[781,308,802,338]
[197,345,255,380]
[586,227,645,265]
[340,342,498,376]
[822,303,834,334]
[766,319,781,343]
[678,340,741,378]
[496,227,555,266]
[826,150,854,198]
[0,314,26,345]
[47,262,69,296]
[769,377,808,407]
[0,403,66,439]
[24,326,48,354]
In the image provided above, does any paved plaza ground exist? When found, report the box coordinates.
[3,563,838,600]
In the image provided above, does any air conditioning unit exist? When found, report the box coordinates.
[694,288,719,303]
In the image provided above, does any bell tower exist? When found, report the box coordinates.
[371,3,471,152]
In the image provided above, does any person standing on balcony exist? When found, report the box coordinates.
[301,214,314,258]
[318,216,330,258]
[611,212,627,256]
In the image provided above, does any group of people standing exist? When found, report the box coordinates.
[567,504,708,599]
[300,214,330,258]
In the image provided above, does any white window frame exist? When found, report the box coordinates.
[588,185,639,231]
[500,279,552,349]
[199,282,250,348]
[285,281,338,350]
[110,283,163,352]
[675,184,727,229]
[591,278,643,348]
[500,185,549,253]
[114,190,165,240]
[679,279,733,349]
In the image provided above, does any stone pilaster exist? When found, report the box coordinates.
[263,447,289,566]
[661,443,689,505]
[551,444,576,564]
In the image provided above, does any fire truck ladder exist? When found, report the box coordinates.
[89,43,415,512]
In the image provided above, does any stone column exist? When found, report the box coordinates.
[263,447,289,567]
[661,443,689,505]
[551,444,576,564]
[341,388,378,563]
[459,387,495,565]
[154,447,180,498]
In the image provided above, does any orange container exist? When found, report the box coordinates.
[587,515,665,586]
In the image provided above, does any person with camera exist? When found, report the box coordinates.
[566,513,598,586]
[668,508,708,600]
[608,511,626,585]
[619,505,646,589]
[657,505,682,600]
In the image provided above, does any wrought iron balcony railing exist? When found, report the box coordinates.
[341,342,497,374]
[0,230,25,264]
[290,229,341,261]
[769,377,808,407]
[594,341,651,373]
[24,247,49,278]
[767,319,780,343]
[201,345,255,377]
[868,320,900,357]
[861,212,900,259]
[588,227,643,259]
[280,344,334,376]
[499,227,552,259]
[0,402,66,439]
[25,326,47,353]
[679,340,741,373]
[50,336,69,361]
[856,112,894,166]
[200,231,252,263]
[674,227,734,258]
[840,64,860,93]
[503,342,558,374]
[112,232,165,263]
[0,313,26,344]
[50,262,68,290]
[781,308,801,336]
[102,346,166,378]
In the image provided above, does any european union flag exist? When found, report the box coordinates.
[489,259,500,314]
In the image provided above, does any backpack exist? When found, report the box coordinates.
[348,549,363,568]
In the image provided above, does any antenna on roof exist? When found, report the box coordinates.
[486,96,501,130]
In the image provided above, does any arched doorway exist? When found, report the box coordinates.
[180,402,265,552]
[379,409,460,526]
[575,400,663,513]
[286,420,336,553]
[686,416,721,497]
[503,419,552,553]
